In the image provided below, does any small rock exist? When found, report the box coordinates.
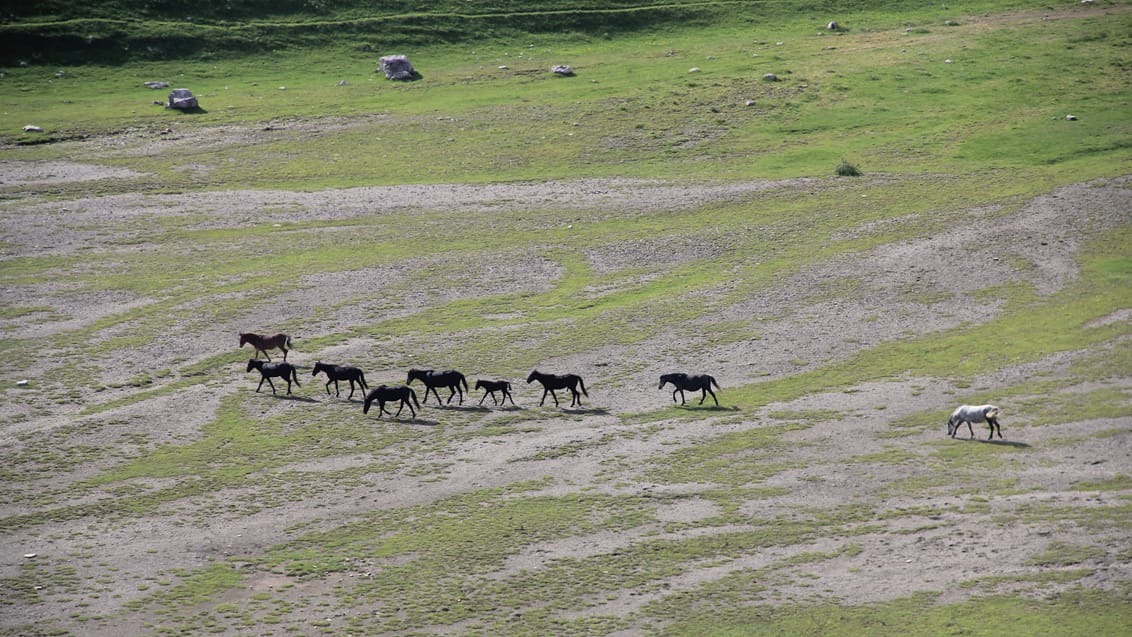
[16,379,29,386]
[144,81,170,89]
[22,125,43,133]
[498,65,508,70]
[551,65,574,76]
[827,21,839,31]
[1065,114,1078,121]
[763,73,779,82]
[745,99,756,106]
[337,80,349,86]
[688,67,701,73]
[24,553,37,559]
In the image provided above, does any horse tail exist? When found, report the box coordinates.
[409,388,421,409]
[709,375,720,390]
[359,370,368,389]
[291,365,301,387]
[577,376,588,396]
[286,335,294,349]
[460,373,468,391]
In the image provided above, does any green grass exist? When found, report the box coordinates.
[1,2,1131,636]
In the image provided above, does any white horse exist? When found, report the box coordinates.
[947,404,1002,440]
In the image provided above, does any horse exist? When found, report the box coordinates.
[947,404,1003,440]
[246,359,301,395]
[659,372,721,406]
[475,379,515,406]
[406,368,469,405]
[363,385,420,419]
[312,361,368,399]
[526,369,588,407]
[239,332,292,362]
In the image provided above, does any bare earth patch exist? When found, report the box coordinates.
[0,150,1129,636]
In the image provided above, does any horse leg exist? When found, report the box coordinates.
[256,375,266,393]
[965,420,975,439]
[325,380,333,396]
[504,389,515,406]
[261,348,271,362]
[405,399,416,419]
[347,380,356,400]
[285,377,293,395]
[446,387,456,404]
[478,391,488,405]
[281,345,288,362]
[570,388,581,407]
[706,388,719,406]
[265,376,277,394]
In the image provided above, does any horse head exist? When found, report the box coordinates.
[312,361,324,377]
[946,417,958,437]
[246,358,260,373]
[239,332,249,347]
[526,370,540,383]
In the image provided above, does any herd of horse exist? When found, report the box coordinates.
[240,331,1003,437]
[239,331,722,418]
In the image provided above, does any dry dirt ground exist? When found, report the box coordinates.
[0,152,1129,635]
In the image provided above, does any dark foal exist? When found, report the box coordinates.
[406,368,469,405]
[475,379,516,406]
[312,361,368,399]
[246,359,301,395]
[239,332,292,361]
[658,372,721,406]
[526,369,588,407]
[363,385,421,419]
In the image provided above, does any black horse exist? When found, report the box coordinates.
[659,372,720,406]
[312,361,368,399]
[363,385,421,419]
[475,379,516,406]
[526,369,588,407]
[406,368,468,405]
[246,359,301,395]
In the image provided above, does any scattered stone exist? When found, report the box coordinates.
[551,65,574,76]
[166,88,198,110]
[763,73,779,82]
[337,80,349,86]
[745,99,756,106]
[688,67,701,74]
[24,553,37,559]
[827,21,839,31]
[22,125,43,133]
[16,379,29,386]
[498,65,508,70]
[144,81,170,89]
[379,54,417,81]
[1065,114,1078,121]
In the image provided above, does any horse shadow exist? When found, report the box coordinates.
[431,404,491,413]
[973,439,1031,448]
[560,407,610,416]
[268,394,319,404]
[677,405,739,413]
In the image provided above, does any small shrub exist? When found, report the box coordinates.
[836,160,862,176]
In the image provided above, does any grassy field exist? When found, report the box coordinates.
[1,1,1131,636]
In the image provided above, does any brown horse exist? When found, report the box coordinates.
[239,332,292,361]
